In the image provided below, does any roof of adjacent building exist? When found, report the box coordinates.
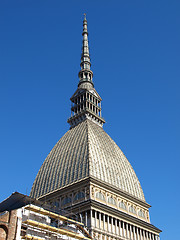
[30,119,145,201]
[0,192,46,212]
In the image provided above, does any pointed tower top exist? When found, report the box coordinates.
[83,13,87,25]
[78,14,94,88]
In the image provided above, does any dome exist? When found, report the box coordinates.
[30,120,145,201]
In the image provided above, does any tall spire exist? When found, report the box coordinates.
[78,14,94,87]
[67,15,105,128]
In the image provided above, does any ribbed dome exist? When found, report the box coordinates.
[30,120,145,201]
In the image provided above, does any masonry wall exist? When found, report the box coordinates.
[0,210,17,240]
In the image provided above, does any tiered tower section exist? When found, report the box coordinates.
[67,15,105,128]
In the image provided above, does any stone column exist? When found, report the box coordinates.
[103,214,105,231]
[130,224,133,240]
[85,211,88,227]
[137,227,140,240]
[119,220,122,236]
[95,210,97,228]
[122,221,125,238]
[115,219,118,235]
[142,230,146,240]
[59,197,62,208]
[126,223,129,239]
[99,212,101,229]
[149,232,152,240]
[90,209,92,229]
[84,187,87,200]
[111,217,113,233]
[133,225,137,240]
[107,215,109,232]
[146,230,149,240]
[139,228,142,240]
[80,213,82,223]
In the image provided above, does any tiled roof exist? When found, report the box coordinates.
[30,120,145,201]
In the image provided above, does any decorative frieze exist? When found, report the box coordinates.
[90,183,150,222]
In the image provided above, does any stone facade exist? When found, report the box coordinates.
[38,177,161,240]
[0,210,17,240]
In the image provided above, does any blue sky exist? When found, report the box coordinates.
[0,1,179,239]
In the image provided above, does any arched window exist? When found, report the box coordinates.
[138,210,145,218]
[74,192,85,201]
[119,201,126,210]
[62,197,71,206]
[0,225,8,240]
[96,192,105,201]
[129,205,136,214]
[108,197,116,205]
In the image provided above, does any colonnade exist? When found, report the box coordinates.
[71,92,102,118]
[81,210,159,240]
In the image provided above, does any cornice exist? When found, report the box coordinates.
[38,176,151,209]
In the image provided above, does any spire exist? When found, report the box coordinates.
[67,15,105,128]
[78,14,94,87]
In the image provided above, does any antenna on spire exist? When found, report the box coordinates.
[83,13,87,22]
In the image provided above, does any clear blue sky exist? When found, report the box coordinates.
[0,1,179,239]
